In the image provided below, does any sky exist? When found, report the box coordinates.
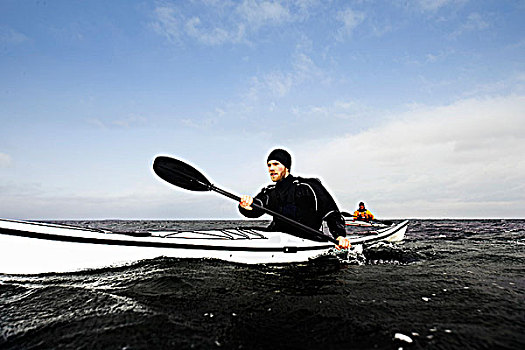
[1,0,524,220]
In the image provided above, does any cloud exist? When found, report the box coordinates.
[256,72,294,98]
[336,8,365,40]
[462,73,525,98]
[184,16,244,45]
[450,12,491,38]
[180,117,218,129]
[85,115,147,129]
[150,0,294,45]
[292,99,376,121]
[0,181,236,220]
[245,51,326,101]
[0,153,12,167]
[236,0,292,28]
[0,26,29,44]
[413,0,466,13]
[152,3,235,46]
[294,94,525,218]
[149,0,322,46]
[150,4,184,43]
[508,38,525,50]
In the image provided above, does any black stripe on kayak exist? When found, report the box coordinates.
[0,218,108,233]
[0,227,332,253]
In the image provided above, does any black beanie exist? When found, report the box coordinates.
[267,149,292,170]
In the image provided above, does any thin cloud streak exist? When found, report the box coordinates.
[412,0,467,13]
[336,8,365,40]
[149,0,310,46]
[0,26,29,44]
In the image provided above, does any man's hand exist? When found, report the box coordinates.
[336,236,351,249]
[239,195,254,210]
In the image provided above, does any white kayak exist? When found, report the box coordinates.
[0,218,409,274]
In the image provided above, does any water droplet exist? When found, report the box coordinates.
[394,333,413,343]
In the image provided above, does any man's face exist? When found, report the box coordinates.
[267,160,288,182]
[359,204,365,210]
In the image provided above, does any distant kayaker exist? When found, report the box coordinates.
[354,202,374,222]
[238,148,350,248]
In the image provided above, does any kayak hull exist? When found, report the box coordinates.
[0,218,408,274]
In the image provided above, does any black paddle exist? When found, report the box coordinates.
[152,156,338,244]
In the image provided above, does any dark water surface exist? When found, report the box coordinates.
[1,220,524,349]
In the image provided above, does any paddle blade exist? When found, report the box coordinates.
[153,156,212,192]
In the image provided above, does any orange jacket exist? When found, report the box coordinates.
[354,209,374,221]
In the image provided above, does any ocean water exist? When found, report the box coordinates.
[1,219,524,350]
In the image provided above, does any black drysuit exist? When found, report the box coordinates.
[238,175,346,241]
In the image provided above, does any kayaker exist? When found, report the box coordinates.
[238,148,350,248]
[354,202,374,222]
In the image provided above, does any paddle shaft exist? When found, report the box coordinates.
[210,184,338,244]
[153,157,338,244]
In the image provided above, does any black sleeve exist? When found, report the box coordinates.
[238,188,269,218]
[306,179,346,238]
[324,211,346,238]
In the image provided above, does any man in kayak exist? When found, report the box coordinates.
[354,202,374,222]
[238,149,351,248]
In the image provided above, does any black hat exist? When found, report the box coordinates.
[267,149,292,170]
[359,202,365,206]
